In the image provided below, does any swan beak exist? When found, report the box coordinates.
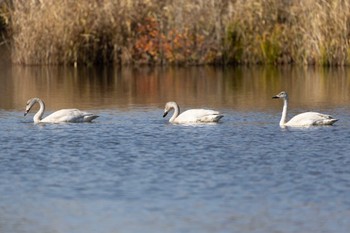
[24,110,29,116]
[163,111,168,118]
[272,96,279,99]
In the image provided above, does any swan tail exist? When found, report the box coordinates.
[200,114,223,122]
[84,114,99,122]
[317,113,338,125]
[320,118,338,125]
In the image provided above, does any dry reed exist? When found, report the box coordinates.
[3,0,350,65]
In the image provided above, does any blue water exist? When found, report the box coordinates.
[1,106,350,233]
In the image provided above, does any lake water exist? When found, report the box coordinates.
[1,61,350,233]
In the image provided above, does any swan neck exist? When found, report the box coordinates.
[280,98,288,126]
[34,98,45,123]
[169,104,180,122]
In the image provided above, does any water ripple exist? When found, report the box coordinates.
[1,109,350,233]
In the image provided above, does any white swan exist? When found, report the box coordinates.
[24,97,99,123]
[272,91,338,127]
[163,101,223,123]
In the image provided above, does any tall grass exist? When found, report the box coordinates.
[0,0,9,45]
[4,0,350,65]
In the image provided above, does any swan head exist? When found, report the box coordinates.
[272,91,288,100]
[24,98,39,116]
[163,101,179,118]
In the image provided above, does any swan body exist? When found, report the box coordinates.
[273,91,338,127]
[163,101,223,123]
[24,98,98,123]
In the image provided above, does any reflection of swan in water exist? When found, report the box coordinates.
[272,91,338,127]
[24,97,99,123]
[163,101,223,123]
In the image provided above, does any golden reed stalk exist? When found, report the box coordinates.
[1,0,350,65]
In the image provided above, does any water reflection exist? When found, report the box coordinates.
[1,60,350,233]
[1,65,350,111]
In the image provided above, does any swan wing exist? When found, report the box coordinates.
[175,109,223,123]
[286,112,337,126]
[41,109,98,123]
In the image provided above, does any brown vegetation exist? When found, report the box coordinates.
[0,1,9,44]
[3,0,350,65]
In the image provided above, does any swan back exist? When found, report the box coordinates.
[175,109,223,123]
[41,109,99,123]
[286,112,338,127]
[163,101,223,123]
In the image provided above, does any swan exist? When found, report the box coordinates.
[272,91,338,127]
[24,97,99,123]
[163,101,223,123]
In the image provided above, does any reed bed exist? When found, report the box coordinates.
[2,0,350,65]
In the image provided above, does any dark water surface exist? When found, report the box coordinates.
[1,64,350,233]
